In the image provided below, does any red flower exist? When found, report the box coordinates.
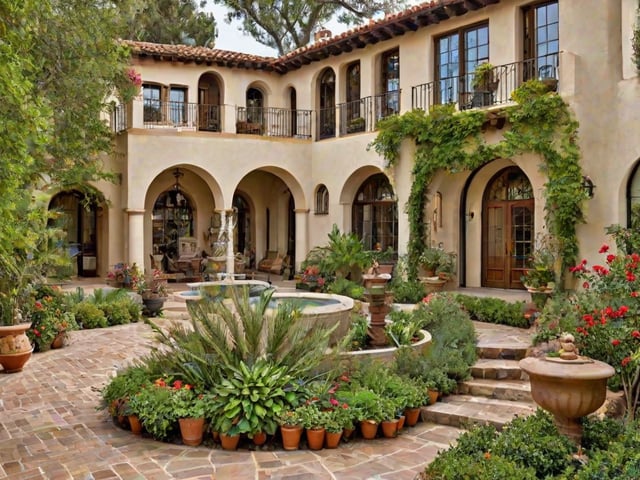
[622,357,631,367]
[184,384,192,390]
[632,330,640,339]
[611,339,621,346]
[627,273,636,282]
[632,291,639,298]
[35,301,43,310]
[33,328,40,337]
[173,380,183,390]
[618,305,629,316]
[154,378,166,387]
[330,398,339,407]
[583,281,589,289]
[581,259,588,265]
[606,254,616,264]
[599,244,609,253]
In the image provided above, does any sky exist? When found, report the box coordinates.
[205,1,420,57]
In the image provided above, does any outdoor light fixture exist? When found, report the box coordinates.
[173,168,184,193]
[466,211,475,221]
[582,175,595,198]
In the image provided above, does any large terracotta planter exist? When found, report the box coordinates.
[178,417,205,446]
[404,407,421,427]
[280,425,303,450]
[381,419,398,438]
[325,430,342,449]
[0,324,33,373]
[219,432,241,450]
[520,356,615,444]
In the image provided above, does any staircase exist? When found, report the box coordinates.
[420,322,538,430]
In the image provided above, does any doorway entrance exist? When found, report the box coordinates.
[482,167,534,289]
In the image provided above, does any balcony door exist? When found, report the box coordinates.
[482,168,534,289]
[523,1,559,81]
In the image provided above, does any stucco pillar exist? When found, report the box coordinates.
[126,209,145,270]
[294,209,309,272]
[224,209,236,278]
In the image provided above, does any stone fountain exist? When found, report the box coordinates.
[519,333,615,444]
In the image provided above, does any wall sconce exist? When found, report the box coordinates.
[466,211,475,221]
[582,175,595,198]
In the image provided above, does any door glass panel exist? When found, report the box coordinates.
[487,206,504,269]
[511,206,533,269]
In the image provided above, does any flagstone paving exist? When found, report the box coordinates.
[0,280,533,480]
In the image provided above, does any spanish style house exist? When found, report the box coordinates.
[55,0,640,290]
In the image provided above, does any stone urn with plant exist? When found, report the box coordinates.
[137,268,169,317]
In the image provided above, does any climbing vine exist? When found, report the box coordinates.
[370,80,585,282]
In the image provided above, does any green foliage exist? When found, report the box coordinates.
[211,360,299,436]
[128,382,178,440]
[326,277,365,300]
[319,224,371,282]
[492,410,575,477]
[295,403,328,429]
[532,295,581,345]
[455,294,529,328]
[581,415,625,454]
[386,310,423,347]
[389,278,425,304]
[73,301,108,329]
[606,204,640,254]
[370,81,584,281]
[101,365,153,412]
[343,313,369,351]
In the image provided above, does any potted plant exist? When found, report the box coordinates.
[295,403,327,450]
[472,62,499,92]
[346,116,365,134]
[350,389,384,439]
[26,287,79,351]
[137,269,169,317]
[128,378,179,441]
[171,380,207,446]
[324,409,345,448]
[278,409,304,450]
[379,397,400,438]
[106,262,143,289]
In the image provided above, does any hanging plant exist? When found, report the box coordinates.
[370,80,584,284]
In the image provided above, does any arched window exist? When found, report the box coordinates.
[344,62,364,134]
[315,185,329,214]
[246,88,263,124]
[152,183,194,262]
[352,174,398,251]
[318,68,336,139]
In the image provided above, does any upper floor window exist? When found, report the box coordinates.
[435,23,489,104]
[169,87,187,124]
[318,68,336,139]
[246,88,264,123]
[347,62,361,103]
[315,185,329,214]
[523,1,559,81]
[143,84,188,124]
[143,84,162,122]
[377,49,400,120]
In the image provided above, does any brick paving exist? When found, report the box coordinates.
[0,280,533,480]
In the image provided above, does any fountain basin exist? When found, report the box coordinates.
[174,280,272,302]
[340,329,432,365]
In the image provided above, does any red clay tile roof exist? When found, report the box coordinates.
[126,0,498,74]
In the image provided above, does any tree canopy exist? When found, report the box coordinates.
[119,0,217,47]
[0,0,133,320]
[213,0,407,55]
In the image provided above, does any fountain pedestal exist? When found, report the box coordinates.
[365,285,390,347]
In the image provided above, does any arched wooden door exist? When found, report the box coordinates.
[482,168,534,289]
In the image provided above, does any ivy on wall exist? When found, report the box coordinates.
[370,80,585,282]
[634,5,640,71]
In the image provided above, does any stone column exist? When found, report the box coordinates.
[126,209,145,270]
[294,209,309,272]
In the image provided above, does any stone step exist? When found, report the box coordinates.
[476,345,529,360]
[471,358,529,381]
[420,395,536,430]
[456,378,532,402]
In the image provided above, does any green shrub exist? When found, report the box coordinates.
[326,277,365,300]
[100,300,133,325]
[532,295,582,345]
[424,452,536,480]
[73,301,107,329]
[101,365,152,415]
[492,410,575,478]
[455,294,529,328]
[389,278,425,304]
[581,415,625,454]
[343,313,369,350]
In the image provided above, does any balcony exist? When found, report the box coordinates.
[236,107,312,138]
[411,55,559,112]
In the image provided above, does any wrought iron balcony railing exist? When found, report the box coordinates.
[236,107,312,138]
[411,55,559,112]
[338,97,374,135]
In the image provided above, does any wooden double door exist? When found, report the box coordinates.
[482,168,534,289]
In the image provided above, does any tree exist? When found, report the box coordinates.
[213,0,407,55]
[0,0,133,322]
[119,0,217,47]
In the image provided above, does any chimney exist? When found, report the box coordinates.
[314,28,332,42]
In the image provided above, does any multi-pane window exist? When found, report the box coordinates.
[315,185,329,214]
[378,49,400,117]
[143,84,162,122]
[143,84,188,124]
[169,87,187,124]
[352,174,398,252]
[318,68,336,138]
[435,23,489,104]
[524,1,559,80]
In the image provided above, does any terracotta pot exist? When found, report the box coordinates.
[252,431,267,446]
[211,431,220,443]
[0,324,33,373]
[51,332,65,349]
[219,432,241,451]
[427,389,439,405]
[178,417,205,446]
[342,427,355,441]
[396,415,405,431]
[280,425,303,450]
[325,430,342,449]
[520,356,615,444]
[381,419,399,438]
[306,427,326,450]
[359,420,379,439]
[404,407,421,427]
[128,415,142,435]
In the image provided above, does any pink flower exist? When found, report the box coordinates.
[330,398,339,406]
[583,281,590,289]
[599,244,609,253]
[632,330,640,339]
[632,291,639,298]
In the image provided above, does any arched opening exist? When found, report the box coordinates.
[151,169,195,269]
[49,191,99,277]
[233,194,251,259]
[318,68,336,139]
[482,167,534,289]
[198,72,222,131]
[352,173,398,252]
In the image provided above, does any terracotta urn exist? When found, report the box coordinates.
[519,355,614,444]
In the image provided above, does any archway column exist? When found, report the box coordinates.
[294,209,309,272]
[126,209,145,270]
